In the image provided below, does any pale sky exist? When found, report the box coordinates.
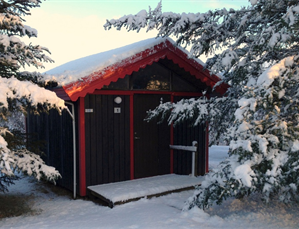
[22,0,249,72]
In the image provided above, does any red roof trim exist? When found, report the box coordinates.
[62,39,227,101]
[52,87,71,101]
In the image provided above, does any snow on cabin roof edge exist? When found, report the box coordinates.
[43,37,205,86]
[43,37,167,86]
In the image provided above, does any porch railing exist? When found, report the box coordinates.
[169,141,198,177]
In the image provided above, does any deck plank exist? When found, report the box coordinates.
[87,174,203,208]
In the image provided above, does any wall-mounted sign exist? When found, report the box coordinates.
[85,109,93,113]
[114,107,121,113]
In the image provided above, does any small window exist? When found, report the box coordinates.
[130,63,170,91]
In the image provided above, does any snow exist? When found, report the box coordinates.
[169,145,197,152]
[234,164,254,187]
[221,50,237,69]
[88,174,203,203]
[0,76,65,110]
[256,57,293,88]
[230,139,253,152]
[1,146,299,229]
[208,145,229,170]
[291,140,299,152]
[268,32,280,48]
[285,4,299,26]
[250,0,258,6]
[237,121,251,133]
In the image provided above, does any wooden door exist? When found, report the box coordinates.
[133,94,170,179]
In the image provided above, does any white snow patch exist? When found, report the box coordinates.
[0,77,65,109]
[291,140,299,152]
[285,4,299,26]
[278,89,285,99]
[257,57,293,88]
[268,33,280,48]
[238,98,256,111]
[234,164,254,187]
[234,98,256,120]
[257,136,268,155]
[221,50,237,69]
[250,0,258,6]
[230,139,253,152]
[237,121,251,133]
[209,145,229,171]
[0,135,8,150]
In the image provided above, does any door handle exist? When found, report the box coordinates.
[134,132,140,140]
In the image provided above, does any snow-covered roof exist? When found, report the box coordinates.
[45,37,225,101]
[44,38,177,86]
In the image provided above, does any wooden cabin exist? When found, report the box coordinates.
[27,38,227,197]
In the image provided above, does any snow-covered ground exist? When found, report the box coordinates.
[208,145,229,171]
[1,146,299,229]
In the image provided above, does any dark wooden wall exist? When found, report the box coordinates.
[84,94,130,187]
[27,105,75,191]
[173,96,207,176]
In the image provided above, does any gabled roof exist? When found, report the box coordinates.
[46,38,227,101]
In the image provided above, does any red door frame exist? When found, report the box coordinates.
[78,90,203,195]
[130,94,134,179]
[205,122,209,173]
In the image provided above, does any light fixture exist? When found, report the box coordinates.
[114,96,122,104]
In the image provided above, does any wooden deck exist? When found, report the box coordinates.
[87,174,203,208]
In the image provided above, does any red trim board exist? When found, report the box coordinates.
[130,94,134,180]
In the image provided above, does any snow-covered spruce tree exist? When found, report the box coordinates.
[0,0,64,192]
[104,0,299,208]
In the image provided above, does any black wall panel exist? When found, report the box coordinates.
[84,94,130,186]
[173,96,207,176]
[27,105,74,191]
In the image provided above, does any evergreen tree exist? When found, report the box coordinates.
[104,0,299,208]
[0,0,64,192]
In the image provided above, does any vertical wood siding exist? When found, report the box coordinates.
[27,105,74,191]
[84,94,130,187]
[173,96,206,176]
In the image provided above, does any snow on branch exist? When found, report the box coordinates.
[0,0,64,191]
[0,127,60,184]
[12,149,61,182]
[105,0,299,76]
[0,76,65,111]
[146,96,229,128]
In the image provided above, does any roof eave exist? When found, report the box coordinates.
[62,39,227,101]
